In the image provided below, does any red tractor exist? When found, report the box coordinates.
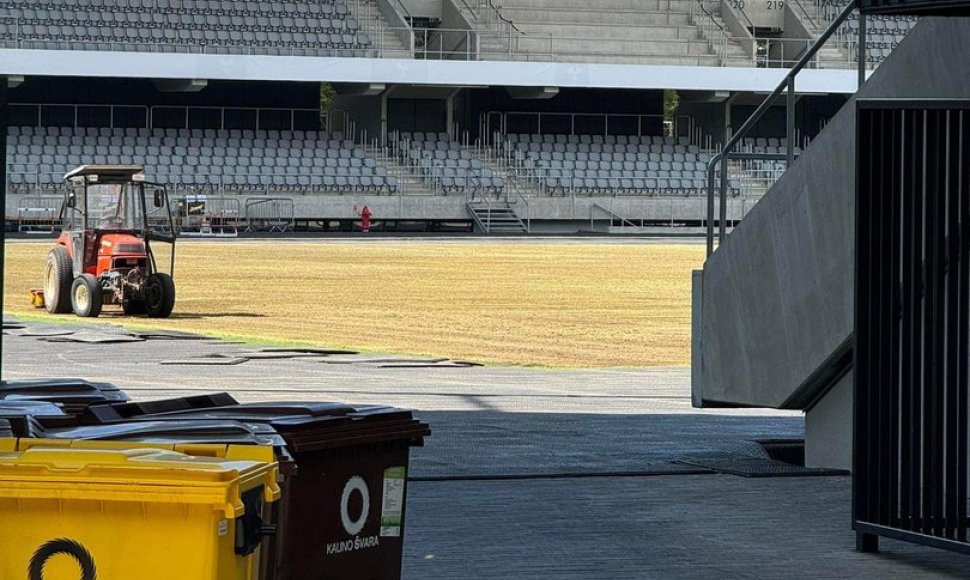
[41,165,178,318]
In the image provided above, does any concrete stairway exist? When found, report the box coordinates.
[366,146,432,195]
[476,148,542,201]
[473,0,753,66]
[353,0,411,58]
[787,0,856,68]
[466,201,528,233]
[691,19,969,468]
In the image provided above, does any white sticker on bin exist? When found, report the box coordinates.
[218,520,229,537]
[380,466,406,537]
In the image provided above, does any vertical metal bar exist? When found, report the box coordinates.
[719,155,728,242]
[931,109,947,540]
[887,108,901,530]
[921,109,937,538]
[854,104,873,543]
[870,107,884,529]
[943,109,959,540]
[877,107,893,530]
[787,77,796,168]
[707,162,716,256]
[956,109,969,543]
[898,108,914,533]
[910,108,926,534]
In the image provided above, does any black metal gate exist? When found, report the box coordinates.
[854,100,970,553]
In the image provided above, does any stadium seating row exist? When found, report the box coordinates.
[825,0,917,64]
[6,125,775,199]
[7,127,399,194]
[0,0,374,55]
[498,134,734,196]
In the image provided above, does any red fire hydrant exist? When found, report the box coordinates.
[360,205,372,233]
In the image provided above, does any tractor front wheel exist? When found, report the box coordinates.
[44,246,73,314]
[71,274,103,318]
[144,273,176,319]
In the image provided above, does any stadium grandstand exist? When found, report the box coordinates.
[0,0,913,233]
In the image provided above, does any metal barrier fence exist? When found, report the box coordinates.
[854,100,970,555]
[173,195,241,237]
[245,197,295,233]
[16,195,61,233]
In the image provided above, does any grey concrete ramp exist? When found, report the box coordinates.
[693,17,970,411]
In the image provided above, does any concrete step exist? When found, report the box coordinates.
[353,0,409,54]
[498,8,693,27]
[514,22,701,41]
[479,50,728,66]
[513,36,717,56]
[502,0,688,10]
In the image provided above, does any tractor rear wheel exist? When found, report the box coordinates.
[145,273,176,318]
[44,246,73,314]
[71,274,102,318]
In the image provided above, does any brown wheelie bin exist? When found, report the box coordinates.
[89,401,431,580]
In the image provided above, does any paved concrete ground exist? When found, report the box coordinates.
[3,320,969,578]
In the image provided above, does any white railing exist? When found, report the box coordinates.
[173,195,242,237]
[689,0,730,65]
[8,104,333,132]
[16,195,61,233]
[752,37,854,68]
[482,112,695,145]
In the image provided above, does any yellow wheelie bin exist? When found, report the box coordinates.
[0,445,280,580]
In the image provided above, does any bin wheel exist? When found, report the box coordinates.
[71,274,103,318]
[145,273,176,318]
[44,246,73,314]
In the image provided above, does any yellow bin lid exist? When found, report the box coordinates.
[0,436,278,463]
[0,447,279,517]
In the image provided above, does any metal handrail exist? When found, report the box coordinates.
[508,185,531,232]
[705,0,860,256]
[484,111,693,141]
[387,25,480,60]
[589,202,639,231]
[690,0,731,64]
[792,0,821,29]
[753,37,852,68]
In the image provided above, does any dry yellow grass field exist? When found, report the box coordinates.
[4,241,704,368]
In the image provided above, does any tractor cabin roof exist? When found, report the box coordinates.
[64,165,145,183]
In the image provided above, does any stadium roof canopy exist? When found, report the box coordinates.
[0,50,865,94]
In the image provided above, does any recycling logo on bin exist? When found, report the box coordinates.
[28,538,97,580]
[340,476,370,536]
[327,475,380,556]
[327,468,406,556]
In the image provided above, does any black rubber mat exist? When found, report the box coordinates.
[261,347,358,355]
[130,330,208,340]
[319,357,451,365]
[379,361,483,369]
[41,333,146,344]
[230,351,329,360]
[675,441,848,477]
[5,329,76,337]
[160,356,248,366]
